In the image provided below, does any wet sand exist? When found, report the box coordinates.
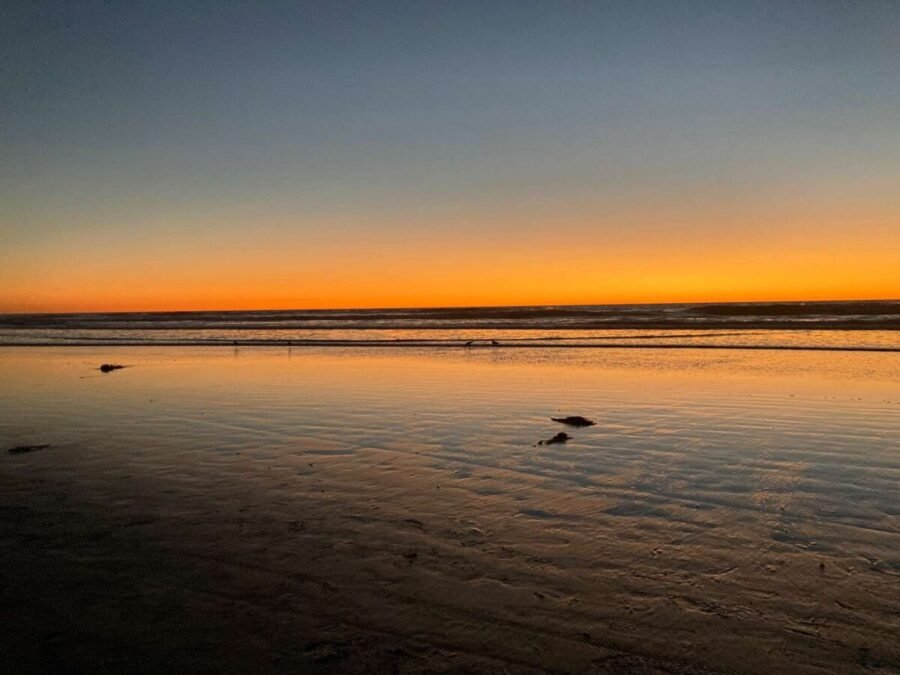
[1,347,899,673]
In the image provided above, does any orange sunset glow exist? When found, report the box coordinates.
[3,196,899,312]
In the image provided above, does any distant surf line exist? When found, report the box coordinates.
[2,321,898,330]
[15,331,756,343]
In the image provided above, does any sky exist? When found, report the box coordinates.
[1,0,898,312]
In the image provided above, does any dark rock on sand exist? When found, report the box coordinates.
[7,444,50,455]
[99,364,125,373]
[539,432,572,446]
[551,416,595,427]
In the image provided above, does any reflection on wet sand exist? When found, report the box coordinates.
[1,347,898,672]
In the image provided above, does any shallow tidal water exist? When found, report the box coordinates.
[1,346,899,673]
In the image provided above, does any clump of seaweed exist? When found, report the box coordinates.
[7,444,50,455]
[551,416,595,427]
[538,432,572,446]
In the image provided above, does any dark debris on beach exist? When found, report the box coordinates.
[536,414,597,445]
[551,416,595,427]
[99,364,126,373]
[7,445,50,455]
[539,432,572,446]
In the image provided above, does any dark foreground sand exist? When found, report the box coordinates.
[1,460,723,674]
[3,444,899,674]
[1,347,899,673]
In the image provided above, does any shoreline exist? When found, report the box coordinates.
[1,341,899,352]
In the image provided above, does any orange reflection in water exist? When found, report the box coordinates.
[1,345,897,423]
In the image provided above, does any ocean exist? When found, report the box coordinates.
[1,300,898,349]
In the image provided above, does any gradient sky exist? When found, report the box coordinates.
[2,0,898,312]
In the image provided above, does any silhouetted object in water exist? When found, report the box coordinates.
[539,432,572,445]
[7,444,50,455]
[491,340,500,346]
[464,341,474,347]
[551,416,595,427]
[99,364,125,373]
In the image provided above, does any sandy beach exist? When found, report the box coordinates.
[1,346,898,673]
